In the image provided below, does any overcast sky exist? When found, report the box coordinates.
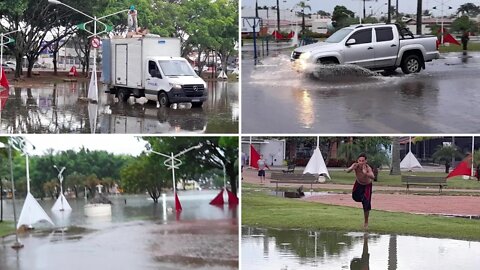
[15,135,148,156]
[242,0,480,17]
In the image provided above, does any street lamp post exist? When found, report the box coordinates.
[0,29,20,83]
[147,143,203,212]
[433,0,453,45]
[47,0,127,102]
[53,165,66,211]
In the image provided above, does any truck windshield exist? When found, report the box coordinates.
[325,28,354,43]
[158,60,197,76]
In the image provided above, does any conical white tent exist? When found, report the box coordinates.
[87,69,98,101]
[17,193,55,229]
[400,151,423,170]
[217,70,228,80]
[51,194,72,212]
[303,147,330,179]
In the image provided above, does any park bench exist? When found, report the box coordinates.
[270,172,318,195]
[282,164,296,174]
[401,175,448,193]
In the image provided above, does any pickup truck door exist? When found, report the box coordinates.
[373,26,399,68]
[145,60,163,100]
[343,28,375,68]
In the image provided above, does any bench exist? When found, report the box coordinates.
[270,173,318,194]
[401,175,447,193]
[282,164,296,174]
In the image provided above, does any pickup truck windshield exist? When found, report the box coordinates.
[325,28,354,43]
[158,60,196,76]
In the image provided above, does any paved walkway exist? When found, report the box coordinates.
[242,169,480,217]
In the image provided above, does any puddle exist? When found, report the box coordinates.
[242,227,480,270]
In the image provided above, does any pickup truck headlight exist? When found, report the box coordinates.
[169,83,182,90]
[299,52,311,60]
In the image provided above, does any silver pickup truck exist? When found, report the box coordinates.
[291,24,439,74]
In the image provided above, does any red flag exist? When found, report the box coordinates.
[443,33,461,46]
[250,145,260,169]
[226,188,238,205]
[209,188,224,205]
[447,160,471,178]
[272,30,284,40]
[250,145,270,169]
[287,31,295,39]
[0,68,9,90]
[69,66,78,77]
[174,192,182,211]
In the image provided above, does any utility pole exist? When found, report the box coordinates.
[388,0,392,23]
[416,0,422,35]
[276,0,280,33]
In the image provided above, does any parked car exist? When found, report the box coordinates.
[291,23,439,74]
[4,61,16,69]
[1,63,14,72]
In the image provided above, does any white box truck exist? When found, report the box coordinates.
[102,37,207,107]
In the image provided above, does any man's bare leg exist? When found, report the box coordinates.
[364,210,369,230]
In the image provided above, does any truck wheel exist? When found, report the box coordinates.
[158,92,171,108]
[401,55,421,74]
[191,102,203,108]
[117,89,130,102]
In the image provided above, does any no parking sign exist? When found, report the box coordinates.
[90,37,101,49]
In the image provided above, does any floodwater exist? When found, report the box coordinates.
[0,81,238,134]
[0,191,238,270]
[242,51,480,133]
[242,227,480,270]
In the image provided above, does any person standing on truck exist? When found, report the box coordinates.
[346,153,375,230]
[127,5,138,33]
[461,31,469,52]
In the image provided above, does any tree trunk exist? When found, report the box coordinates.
[227,162,237,195]
[53,50,58,75]
[390,137,401,175]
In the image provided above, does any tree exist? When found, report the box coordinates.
[317,10,330,16]
[332,5,356,30]
[457,3,480,17]
[451,16,479,33]
[432,145,462,173]
[390,137,401,175]
[296,1,311,38]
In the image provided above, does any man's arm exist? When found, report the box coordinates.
[346,163,357,173]
[363,165,375,180]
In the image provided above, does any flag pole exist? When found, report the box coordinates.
[249,136,252,167]
[409,136,412,153]
[471,136,475,177]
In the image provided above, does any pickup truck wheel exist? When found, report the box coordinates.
[117,89,130,102]
[158,92,171,108]
[191,102,203,108]
[401,55,421,74]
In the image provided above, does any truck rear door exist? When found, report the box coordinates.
[343,28,375,68]
[115,44,127,85]
[372,26,399,68]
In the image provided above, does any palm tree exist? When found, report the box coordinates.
[432,145,462,173]
[457,3,480,17]
[296,1,311,38]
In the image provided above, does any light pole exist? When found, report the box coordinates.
[0,140,24,249]
[0,29,21,83]
[53,165,66,211]
[146,143,203,212]
[432,0,453,45]
[47,0,127,102]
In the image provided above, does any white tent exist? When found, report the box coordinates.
[51,194,72,212]
[217,70,228,80]
[400,151,423,170]
[88,103,98,133]
[17,193,55,229]
[303,147,330,179]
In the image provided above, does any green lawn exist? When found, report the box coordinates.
[439,42,480,53]
[242,191,480,241]
[0,221,14,237]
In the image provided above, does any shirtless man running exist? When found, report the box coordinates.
[346,153,375,230]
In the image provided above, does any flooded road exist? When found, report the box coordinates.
[242,52,480,133]
[0,192,238,270]
[242,227,480,270]
[0,81,238,134]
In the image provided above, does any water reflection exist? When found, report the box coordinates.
[242,227,480,270]
[0,81,238,133]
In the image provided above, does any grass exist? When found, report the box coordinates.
[242,190,480,241]
[439,42,480,53]
[0,221,15,237]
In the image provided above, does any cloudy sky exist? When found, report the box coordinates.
[12,135,148,156]
[242,0,480,17]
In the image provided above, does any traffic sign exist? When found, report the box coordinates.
[90,37,101,48]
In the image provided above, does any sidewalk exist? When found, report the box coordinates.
[242,169,480,217]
